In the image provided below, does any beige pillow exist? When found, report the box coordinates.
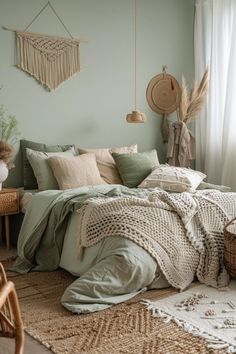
[78,144,137,184]
[48,153,107,190]
[138,165,206,192]
[26,147,75,191]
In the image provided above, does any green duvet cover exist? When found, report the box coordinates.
[11,185,169,313]
[60,211,168,313]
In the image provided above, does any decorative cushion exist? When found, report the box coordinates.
[78,144,137,184]
[21,139,74,189]
[48,153,107,190]
[112,150,159,188]
[26,147,75,191]
[138,165,206,192]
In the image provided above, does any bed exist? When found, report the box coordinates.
[11,140,236,314]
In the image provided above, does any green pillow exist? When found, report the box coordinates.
[21,139,75,189]
[112,149,159,188]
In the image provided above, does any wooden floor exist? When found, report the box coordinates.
[0,245,17,260]
[0,243,52,354]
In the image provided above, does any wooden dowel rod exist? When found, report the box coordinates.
[2,26,88,43]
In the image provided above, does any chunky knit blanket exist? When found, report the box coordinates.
[78,190,236,290]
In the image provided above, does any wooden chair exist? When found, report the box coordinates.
[0,263,24,354]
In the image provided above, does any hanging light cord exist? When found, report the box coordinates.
[134,0,137,110]
[126,0,146,123]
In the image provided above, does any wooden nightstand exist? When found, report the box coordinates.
[0,188,20,249]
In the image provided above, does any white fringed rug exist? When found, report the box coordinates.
[143,281,236,354]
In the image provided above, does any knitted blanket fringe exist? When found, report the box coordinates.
[77,190,236,290]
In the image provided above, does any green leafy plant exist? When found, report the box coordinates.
[0,104,20,168]
[0,104,20,144]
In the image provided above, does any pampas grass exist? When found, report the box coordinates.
[179,76,189,122]
[0,140,14,168]
[179,69,209,124]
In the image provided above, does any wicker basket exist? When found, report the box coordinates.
[224,217,236,278]
[0,189,19,215]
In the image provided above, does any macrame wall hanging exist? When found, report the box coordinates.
[3,1,83,91]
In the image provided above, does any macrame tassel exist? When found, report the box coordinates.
[16,31,80,91]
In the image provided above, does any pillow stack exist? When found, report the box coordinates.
[21,139,141,191]
[21,139,206,193]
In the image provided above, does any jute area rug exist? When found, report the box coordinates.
[4,259,227,354]
[143,282,236,353]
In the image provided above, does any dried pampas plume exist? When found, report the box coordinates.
[179,76,189,122]
[179,68,209,124]
[0,141,14,168]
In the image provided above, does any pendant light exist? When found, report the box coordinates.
[126,0,146,123]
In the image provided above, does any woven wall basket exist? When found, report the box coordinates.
[146,72,181,115]
[224,217,236,278]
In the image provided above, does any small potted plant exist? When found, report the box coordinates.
[0,104,20,189]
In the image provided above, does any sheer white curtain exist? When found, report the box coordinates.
[195,0,236,191]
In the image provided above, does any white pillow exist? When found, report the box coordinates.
[138,165,206,192]
[26,147,76,191]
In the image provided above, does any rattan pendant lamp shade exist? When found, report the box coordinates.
[126,0,146,123]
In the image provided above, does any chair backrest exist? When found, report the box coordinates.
[0,262,24,354]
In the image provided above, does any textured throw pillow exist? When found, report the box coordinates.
[78,144,137,184]
[138,165,206,192]
[26,147,76,191]
[21,139,74,189]
[112,150,159,188]
[48,153,107,190]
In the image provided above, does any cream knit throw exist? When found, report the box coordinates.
[78,190,236,290]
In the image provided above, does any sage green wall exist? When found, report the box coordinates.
[0,0,194,187]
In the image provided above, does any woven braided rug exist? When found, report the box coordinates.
[4,260,227,354]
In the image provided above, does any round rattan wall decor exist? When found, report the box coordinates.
[146,70,181,115]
